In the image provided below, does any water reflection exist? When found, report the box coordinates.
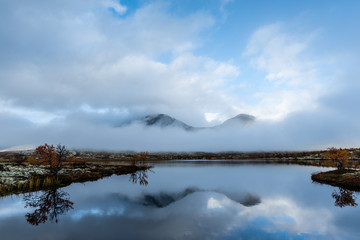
[61,190,333,240]
[21,167,150,226]
[24,187,74,225]
[332,187,358,208]
[1,164,360,239]
[138,187,261,208]
[129,169,149,186]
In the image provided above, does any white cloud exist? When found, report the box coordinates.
[242,23,326,120]
[0,1,326,125]
[244,23,313,86]
[204,112,220,123]
[103,0,127,15]
[207,197,224,209]
[0,1,227,125]
[0,2,359,151]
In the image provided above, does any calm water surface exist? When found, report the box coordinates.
[0,162,359,240]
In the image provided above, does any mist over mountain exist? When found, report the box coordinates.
[122,113,256,131]
[218,114,256,128]
[138,114,194,130]
[1,107,360,152]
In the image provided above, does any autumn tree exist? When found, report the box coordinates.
[323,147,353,170]
[131,152,149,166]
[33,144,70,175]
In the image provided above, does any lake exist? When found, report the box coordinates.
[0,162,359,240]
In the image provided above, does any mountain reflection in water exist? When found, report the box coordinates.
[138,187,261,208]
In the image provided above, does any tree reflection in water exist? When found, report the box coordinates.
[332,187,358,208]
[129,169,149,186]
[24,188,74,225]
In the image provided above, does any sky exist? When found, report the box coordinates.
[0,0,360,151]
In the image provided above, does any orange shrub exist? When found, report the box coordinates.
[31,144,71,175]
[323,147,353,170]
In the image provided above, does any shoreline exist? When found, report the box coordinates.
[2,149,360,196]
[2,148,360,162]
[0,161,151,197]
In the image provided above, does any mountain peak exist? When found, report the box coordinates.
[220,114,256,127]
[232,114,255,122]
[142,114,176,127]
[140,114,193,130]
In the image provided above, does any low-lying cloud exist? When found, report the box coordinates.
[1,103,360,151]
[1,1,359,151]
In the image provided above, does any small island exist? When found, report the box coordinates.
[312,169,360,191]
[311,147,360,191]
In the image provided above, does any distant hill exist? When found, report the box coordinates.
[0,144,35,152]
